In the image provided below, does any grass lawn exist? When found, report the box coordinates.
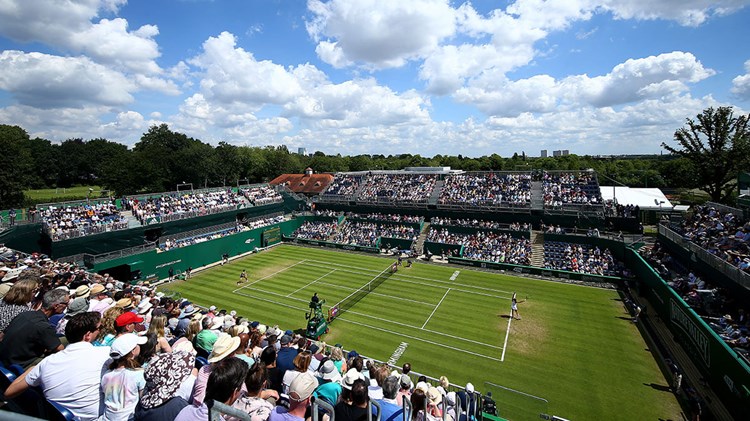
[162,244,682,421]
[24,185,103,202]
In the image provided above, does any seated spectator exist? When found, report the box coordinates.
[134,350,196,420]
[0,278,38,335]
[292,221,338,241]
[377,376,404,421]
[193,332,241,405]
[358,174,437,203]
[101,333,148,420]
[335,378,370,421]
[322,175,362,197]
[0,288,68,368]
[439,173,531,207]
[314,360,343,405]
[5,312,110,421]
[282,351,312,394]
[94,306,125,347]
[269,372,318,421]
[233,362,276,421]
[176,357,248,420]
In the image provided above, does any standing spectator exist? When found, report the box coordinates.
[101,333,148,421]
[9,208,16,226]
[5,312,110,421]
[134,351,196,420]
[0,288,67,368]
[168,267,175,281]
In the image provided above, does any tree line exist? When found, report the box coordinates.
[1,106,748,209]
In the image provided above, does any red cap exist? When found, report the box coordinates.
[115,312,144,327]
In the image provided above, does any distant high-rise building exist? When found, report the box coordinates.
[562,150,569,156]
[541,150,548,158]
[298,147,307,155]
[553,150,562,157]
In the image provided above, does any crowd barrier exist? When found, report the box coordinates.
[283,236,380,254]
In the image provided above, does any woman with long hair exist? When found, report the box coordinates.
[330,346,347,374]
[101,333,147,421]
[146,315,172,353]
[234,362,276,421]
[94,306,125,347]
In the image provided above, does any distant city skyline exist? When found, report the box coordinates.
[1,0,749,157]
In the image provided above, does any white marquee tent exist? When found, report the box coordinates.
[600,186,674,210]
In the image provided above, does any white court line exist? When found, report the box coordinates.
[242,285,502,351]
[422,288,450,329]
[301,261,512,300]
[287,269,336,297]
[336,316,503,362]
[314,281,435,306]
[232,259,307,293]
[236,287,502,362]
[501,309,513,362]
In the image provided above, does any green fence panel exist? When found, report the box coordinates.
[282,236,380,254]
[447,257,623,285]
[624,248,750,419]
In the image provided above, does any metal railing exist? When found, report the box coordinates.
[44,220,130,242]
[138,203,249,226]
[85,242,159,266]
[704,201,744,218]
[659,224,750,290]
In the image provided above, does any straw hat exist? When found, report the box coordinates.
[207,333,241,363]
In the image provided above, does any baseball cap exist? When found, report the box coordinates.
[115,312,144,327]
[110,333,147,359]
[280,335,292,345]
[289,372,317,402]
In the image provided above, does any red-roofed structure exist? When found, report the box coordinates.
[269,169,334,196]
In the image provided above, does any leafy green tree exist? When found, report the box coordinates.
[662,106,750,203]
[0,125,34,208]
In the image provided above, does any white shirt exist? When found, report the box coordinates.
[26,341,112,421]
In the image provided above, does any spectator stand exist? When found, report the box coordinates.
[541,170,605,217]
[37,197,127,242]
[124,187,249,226]
[239,185,284,207]
[437,172,532,212]
[317,173,364,203]
[355,172,438,207]
[662,203,750,292]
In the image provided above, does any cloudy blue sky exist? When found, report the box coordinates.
[1,0,749,157]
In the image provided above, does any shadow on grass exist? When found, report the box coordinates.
[499,314,511,319]
[611,298,623,301]
[616,316,635,321]
[643,382,672,392]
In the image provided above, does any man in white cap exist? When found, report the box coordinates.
[269,372,317,421]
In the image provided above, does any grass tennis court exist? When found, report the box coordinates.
[162,244,682,420]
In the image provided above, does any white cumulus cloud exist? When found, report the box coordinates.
[731,59,750,100]
[306,0,457,69]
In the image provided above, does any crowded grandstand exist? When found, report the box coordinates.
[0,169,748,421]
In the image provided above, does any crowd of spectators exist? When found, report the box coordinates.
[160,226,243,252]
[543,242,621,276]
[347,212,422,224]
[604,202,640,218]
[292,221,339,241]
[40,202,128,241]
[426,229,531,265]
[640,241,748,353]
[671,204,750,273]
[241,186,284,206]
[127,189,246,225]
[430,217,529,231]
[358,174,438,203]
[321,175,362,197]
[330,222,418,248]
[541,171,602,207]
[439,173,531,207]
[0,245,481,421]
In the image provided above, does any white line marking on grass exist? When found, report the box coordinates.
[233,260,307,293]
[287,269,336,297]
[501,309,512,362]
[450,271,460,281]
[301,261,512,300]
[336,316,503,363]
[422,288,450,329]
[315,281,435,306]
[243,285,502,351]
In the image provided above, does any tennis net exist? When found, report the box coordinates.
[328,261,398,320]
